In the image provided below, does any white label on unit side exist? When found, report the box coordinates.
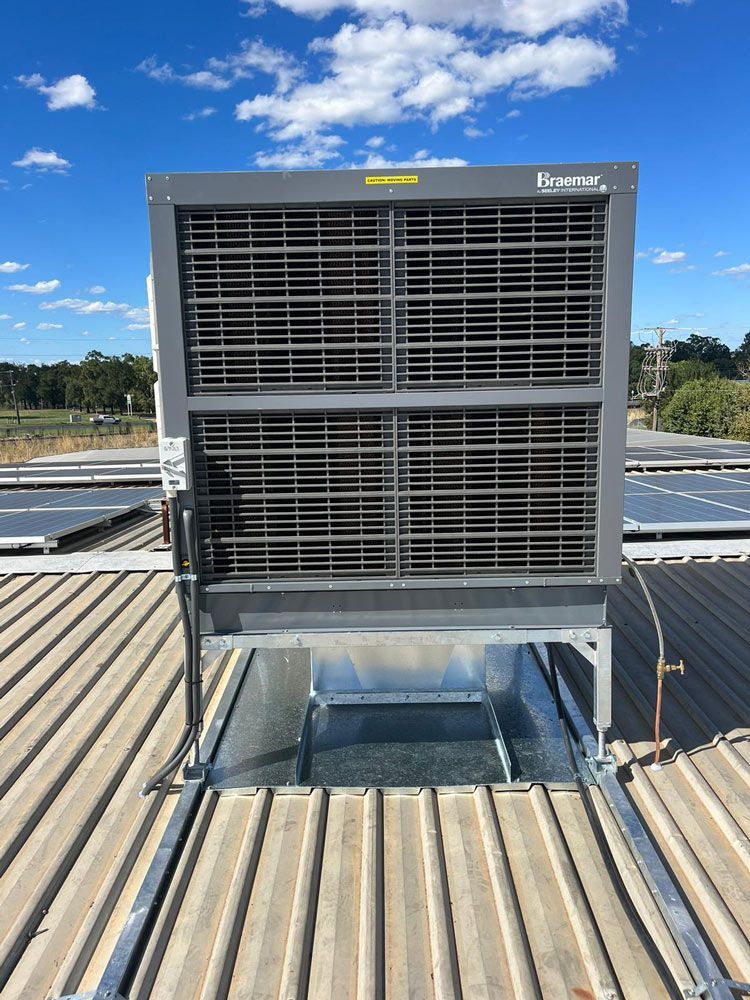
[159,436,190,490]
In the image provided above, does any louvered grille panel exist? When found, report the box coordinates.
[192,411,396,580]
[179,206,392,393]
[192,405,599,583]
[179,199,607,394]
[394,201,606,388]
[397,406,600,576]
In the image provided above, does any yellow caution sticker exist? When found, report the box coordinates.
[365,174,418,185]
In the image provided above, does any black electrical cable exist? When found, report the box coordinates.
[141,499,200,795]
[184,508,204,761]
[545,643,680,998]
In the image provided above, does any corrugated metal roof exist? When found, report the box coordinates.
[58,509,163,551]
[0,572,237,1000]
[0,560,748,998]
[121,785,690,1000]
[558,557,750,989]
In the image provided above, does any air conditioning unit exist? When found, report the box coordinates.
[147,163,636,765]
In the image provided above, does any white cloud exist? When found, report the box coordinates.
[183,106,218,121]
[39,296,149,322]
[671,0,694,5]
[652,250,686,265]
[135,57,175,84]
[714,250,728,258]
[464,124,493,138]
[0,314,11,320]
[7,278,61,294]
[254,133,346,168]
[236,20,615,140]
[241,0,268,14]
[504,108,521,118]
[351,148,467,167]
[0,261,30,274]
[713,263,750,278]
[37,322,63,330]
[19,336,31,344]
[12,148,71,172]
[209,39,301,92]
[137,40,300,94]
[17,73,97,110]
[87,284,107,294]
[261,0,626,35]
[126,322,151,330]
[365,135,385,148]
[13,322,26,330]
[136,57,231,91]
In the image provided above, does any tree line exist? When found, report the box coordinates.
[630,330,750,439]
[0,352,156,415]
[629,331,750,397]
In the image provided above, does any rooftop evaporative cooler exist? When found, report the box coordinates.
[147,162,637,769]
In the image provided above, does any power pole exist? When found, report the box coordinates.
[0,374,21,426]
[636,327,682,431]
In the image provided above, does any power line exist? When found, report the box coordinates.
[634,326,694,431]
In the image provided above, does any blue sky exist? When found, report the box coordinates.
[1,0,748,364]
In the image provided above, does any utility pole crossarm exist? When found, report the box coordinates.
[635,326,689,432]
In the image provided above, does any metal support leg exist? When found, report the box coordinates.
[593,627,612,761]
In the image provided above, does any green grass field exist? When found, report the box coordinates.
[0,408,150,426]
[1,409,151,435]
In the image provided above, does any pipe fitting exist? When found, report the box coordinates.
[656,657,685,681]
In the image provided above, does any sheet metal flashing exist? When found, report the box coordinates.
[0,551,172,574]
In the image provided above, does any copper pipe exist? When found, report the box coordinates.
[161,497,170,544]
[653,675,664,768]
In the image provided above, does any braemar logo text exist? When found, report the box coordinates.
[537,171,604,191]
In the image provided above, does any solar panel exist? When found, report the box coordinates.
[625,443,750,469]
[0,508,123,544]
[43,487,163,509]
[0,491,63,512]
[0,487,163,549]
[0,487,161,512]
[625,471,750,494]
[623,470,750,532]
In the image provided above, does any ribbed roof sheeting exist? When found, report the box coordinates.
[0,571,235,1000]
[122,785,687,1000]
[557,556,750,989]
[0,560,748,998]
[56,509,163,552]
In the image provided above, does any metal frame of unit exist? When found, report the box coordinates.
[147,162,637,758]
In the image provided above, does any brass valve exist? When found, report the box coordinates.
[656,656,685,681]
